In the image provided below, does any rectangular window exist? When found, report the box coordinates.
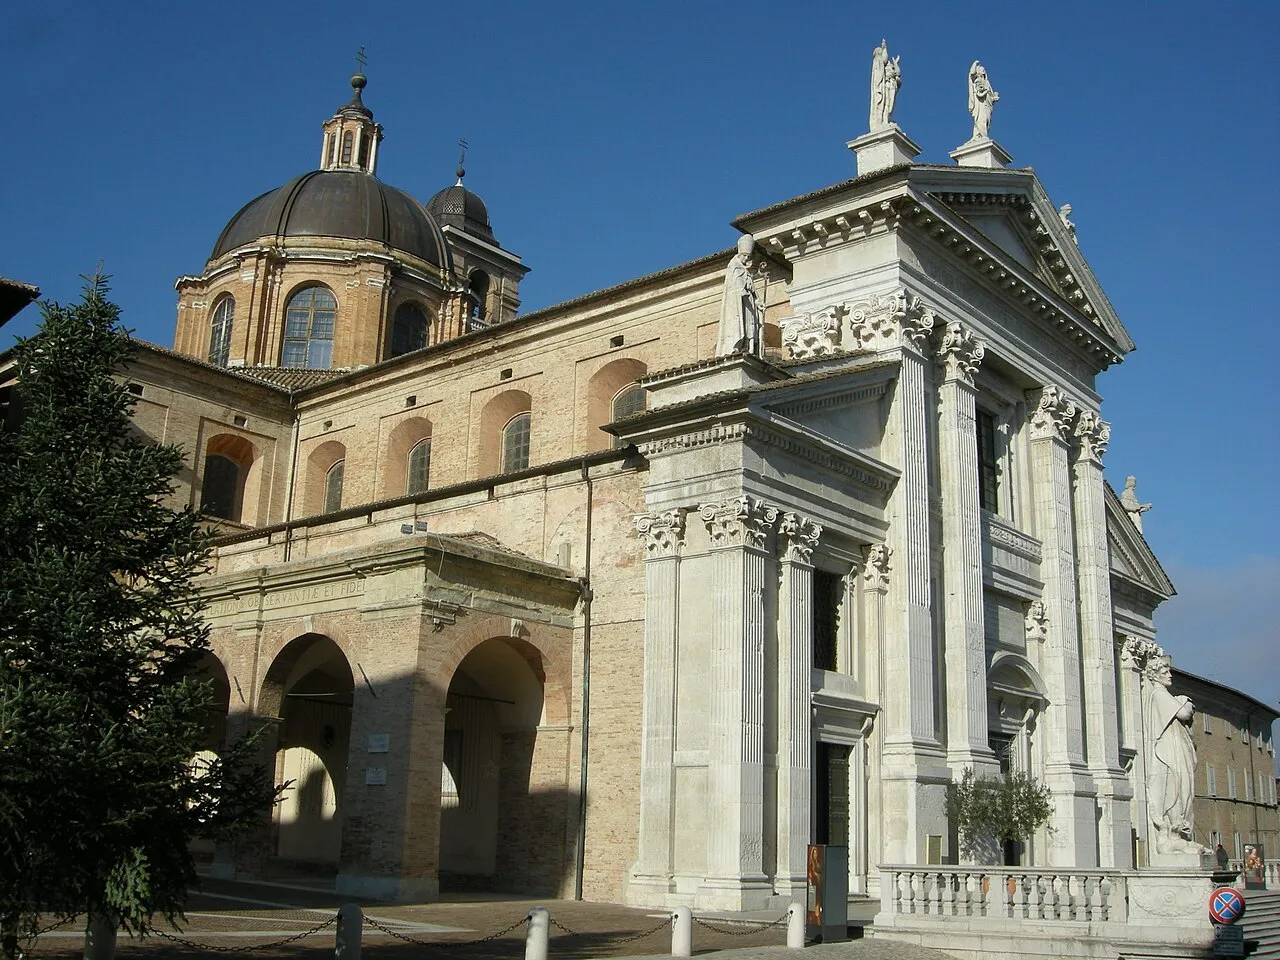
[1234,832,1242,859]
[976,409,999,513]
[1247,775,1254,801]
[1226,721,1232,740]
[812,570,842,672]
[1228,768,1237,799]
[1207,765,1217,796]
[1203,713,1212,734]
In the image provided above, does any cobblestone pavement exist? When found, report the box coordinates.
[20,877,954,959]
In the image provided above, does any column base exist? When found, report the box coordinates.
[625,871,674,908]
[1044,769,1099,866]
[695,877,775,911]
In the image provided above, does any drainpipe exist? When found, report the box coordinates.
[573,459,594,900]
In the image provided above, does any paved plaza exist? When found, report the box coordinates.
[20,877,953,959]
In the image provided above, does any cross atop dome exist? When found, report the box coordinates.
[319,57,383,175]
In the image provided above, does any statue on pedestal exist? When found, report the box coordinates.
[715,235,762,357]
[870,40,901,132]
[1143,655,1199,856]
[967,61,999,140]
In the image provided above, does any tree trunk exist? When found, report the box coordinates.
[1,914,20,960]
[83,911,117,960]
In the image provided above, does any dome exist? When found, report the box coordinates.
[427,183,495,242]
[210,170,450,268]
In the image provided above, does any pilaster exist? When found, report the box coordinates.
[697,496,776,910]
[935,322,997,773]
[1027,385,1097,865]
[775,512,821,899]
[1072,412,1132,867]
[630,510,687,899]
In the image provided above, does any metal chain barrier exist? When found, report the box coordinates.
[33,915,80,936]
[548,915,671,946]
[363,912,528,947]
[152,915,336,953]
[691,913,791,936]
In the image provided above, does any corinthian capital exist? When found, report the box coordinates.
[1028,384,1078,442]
[862,542,892,590]
[1074,410,1111,463]
[847,289,936,355]
[778,512,823,563]
[937,320,986,385]
[634,510,686,558]
[699,495,778,550]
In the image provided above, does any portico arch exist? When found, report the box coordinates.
[987,652,1049,864]
[260,633,354,867]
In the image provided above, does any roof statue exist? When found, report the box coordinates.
[966,61,999,140]
[869,40,901,132]
[715,235,762,358]
[1121,475,1153,532]
[1059,203,1078,244]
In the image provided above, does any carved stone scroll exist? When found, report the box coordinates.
[1028,384,1078,442]
[781,305,846,360]
[1074,410,1111,463]
[700,496,778,551]
[778,513,822,564]
[862,542,892,590]
[937,320,986,385]
[634,510,686,558]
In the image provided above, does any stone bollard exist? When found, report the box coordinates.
[335,903,362,960]
[525,906,550,960]
[786,902,805,949]
[671,906,692,957]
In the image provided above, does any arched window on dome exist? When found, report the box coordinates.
[324,460,345,513]
[407,439,431,494]
[282,286,337,369]
[468,270,490,328]
[340,131,353,166]
[325,133,336,168]
[208,296,235,367]
[610,383,646,449]
[502,413,531,473]
[390,303,429,358]
[358,133,370,169]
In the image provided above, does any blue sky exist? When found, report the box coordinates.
[2,1,1276,710]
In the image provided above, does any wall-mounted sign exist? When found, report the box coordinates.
[365,767,388,786]
[367,734,389,754]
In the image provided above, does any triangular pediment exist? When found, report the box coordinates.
[1105,483,1174,597]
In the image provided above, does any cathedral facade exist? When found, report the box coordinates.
[43,64,1213,918]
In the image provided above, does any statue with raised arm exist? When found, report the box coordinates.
[715,235,762,357]
[967,61,999,140]
[870,40,901,131]
[1121,475,1153,532]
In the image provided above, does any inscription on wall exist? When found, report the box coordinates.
[203,578,366,622]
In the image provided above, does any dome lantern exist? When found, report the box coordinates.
[319,53,383,175]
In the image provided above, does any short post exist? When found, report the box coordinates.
[786,902,805,949]
[671,906,692,957]
[83,912,117,960]
[525,906,549,960]
[335,904,362,960]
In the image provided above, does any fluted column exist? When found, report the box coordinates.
[698,496,776,909]
[630,510,687,898]
[1027,385,1096,865]
[936,322,997,773]
[862,544,889,894]
[775,512,821,898]
[1072,413,1132,867]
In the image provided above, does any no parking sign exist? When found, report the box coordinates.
[1209,886,1246,925]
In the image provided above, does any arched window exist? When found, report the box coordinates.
[501,413,531,473]
[324,460,345,513]
[407,439,431,494]
[208,296,235,366]
[390,303,429,358]
[468,270,490,325]
[610,383,646,449]
[340,131,353,166]
[282,286,337,369]
[325,133,336,168]
[357,132,370,169]
[200,454,240,520]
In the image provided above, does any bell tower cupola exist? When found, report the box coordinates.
[320,53,383,175]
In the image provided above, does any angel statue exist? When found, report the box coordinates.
[967,61,999,140]
[870,40,902,131]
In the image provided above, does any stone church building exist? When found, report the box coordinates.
[18,60,1220,929]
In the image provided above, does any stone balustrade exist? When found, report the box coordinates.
[879,865,1127,923]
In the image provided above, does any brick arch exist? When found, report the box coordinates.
[582,357,647,452]
[258,630,356,720]
[437,630,569,727]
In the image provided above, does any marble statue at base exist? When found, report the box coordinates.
[715,235,762,358]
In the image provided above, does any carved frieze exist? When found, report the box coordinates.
[936,320,986,385]
[778,512,822,564]
[700,496,778,550]
[780,304,846,359]
[634,509,687,559]
[1074,410,1111,463]
[1028,384,1078,442]
[862,542,892,590]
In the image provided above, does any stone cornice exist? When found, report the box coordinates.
[982,513,1043,562]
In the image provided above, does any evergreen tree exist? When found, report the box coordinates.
[0,276,274,959]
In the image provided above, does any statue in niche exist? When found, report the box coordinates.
[1142,654,1200,856]
[1058,203,1078,244]
[715,234,762,358]
[967,61,1000,140]
[870,39,902,131]
[1121,475,1153,532]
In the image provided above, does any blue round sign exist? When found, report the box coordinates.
[1209,886,1246,925]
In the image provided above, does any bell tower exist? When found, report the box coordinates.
[320,54,383,175]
